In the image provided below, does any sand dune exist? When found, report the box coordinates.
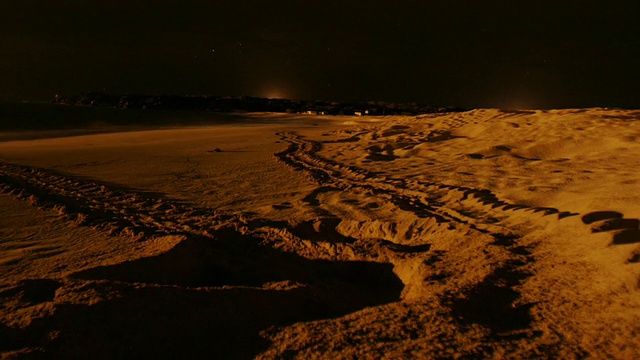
[1,109,639,358]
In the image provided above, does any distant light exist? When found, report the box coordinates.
[261,83,292,100]
[266,90,285,99]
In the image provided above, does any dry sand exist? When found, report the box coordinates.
[1,109,639,359]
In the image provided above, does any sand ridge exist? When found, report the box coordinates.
[0,109,639,358]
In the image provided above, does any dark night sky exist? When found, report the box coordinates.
[1,1,639,108]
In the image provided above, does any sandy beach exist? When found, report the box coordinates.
[1,109,639,358]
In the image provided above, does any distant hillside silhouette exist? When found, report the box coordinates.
[54,92,467,116]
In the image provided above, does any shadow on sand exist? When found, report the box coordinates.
[4,228,403,359]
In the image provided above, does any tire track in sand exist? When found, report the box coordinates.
[274,130,568,337]
[0,162,233,240]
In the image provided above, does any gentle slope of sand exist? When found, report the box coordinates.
[1,109,639,358]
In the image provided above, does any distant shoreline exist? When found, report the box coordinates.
[0,102,288,135]
[0,102,371,142]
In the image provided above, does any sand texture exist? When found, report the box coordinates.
[1,109,639,359]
